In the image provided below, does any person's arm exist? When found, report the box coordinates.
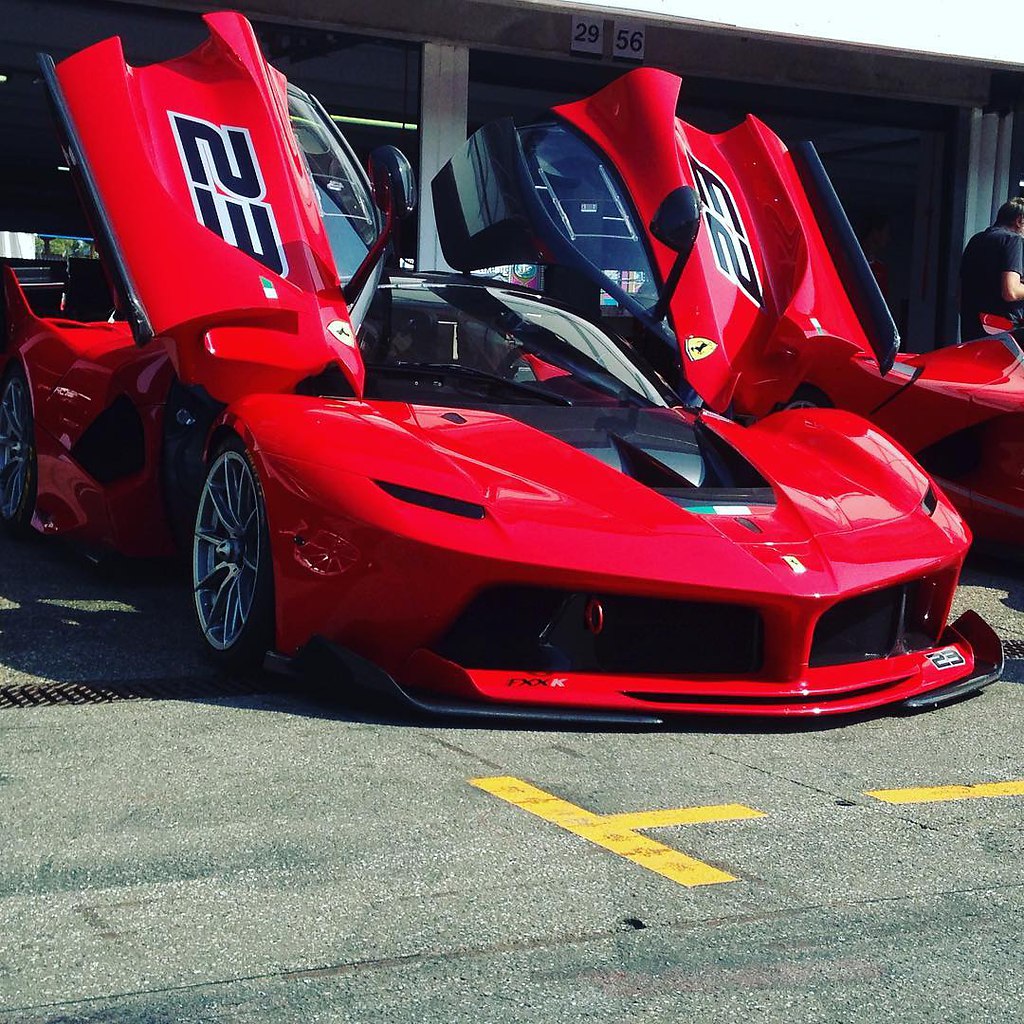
[1000,271,1024,302]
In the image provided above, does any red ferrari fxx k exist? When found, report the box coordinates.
[432,68,1024,551]
[0,14,1002,721]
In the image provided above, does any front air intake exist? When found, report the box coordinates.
[809,582,934,667]
[435,586,763,675]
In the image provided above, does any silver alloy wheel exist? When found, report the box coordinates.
[0,375,29,521]
[193,449,261,651]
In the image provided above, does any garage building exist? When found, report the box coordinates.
[0,0,1020,349]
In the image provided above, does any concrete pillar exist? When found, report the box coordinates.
[906,132,943,350]
[993,110,1014,219]
[963,108,1014,246]
[417,41,469,271]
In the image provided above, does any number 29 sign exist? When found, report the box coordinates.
[570,15,603,55]
[570,16,645,61]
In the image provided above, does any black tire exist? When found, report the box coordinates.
[191,434,274,673]
[0,363,37,537]
[781,385,833,411]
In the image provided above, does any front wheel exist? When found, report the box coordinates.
[781,385,833,411]
[192,436,274,672]
[0,364,37,536]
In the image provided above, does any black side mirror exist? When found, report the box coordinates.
[343,147,417,304]
[650,186,702,254]
[368,145,417,220]
[649,186,702,321]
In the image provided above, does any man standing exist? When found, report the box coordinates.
[960,198,1024,340]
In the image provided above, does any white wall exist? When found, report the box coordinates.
[0,233,34,259]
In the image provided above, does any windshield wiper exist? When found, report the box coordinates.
[369,362,574,406]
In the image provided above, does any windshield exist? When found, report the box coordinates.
[360,278,671,408]
[519,122,661,318]
[287,89,379,284]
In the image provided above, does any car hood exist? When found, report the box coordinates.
[432,67,897,413]
[43,11,366,393]
[237,395,960,598]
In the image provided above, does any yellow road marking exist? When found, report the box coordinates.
[604,804,765,829]
[867,780,1024,804]
[470,776,763,888]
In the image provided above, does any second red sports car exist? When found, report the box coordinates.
[432,67,1024,551]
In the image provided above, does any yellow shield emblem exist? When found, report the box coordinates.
[326,319,354,343]
[685,336,717,362]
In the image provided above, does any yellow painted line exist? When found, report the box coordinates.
[604,804,765,829]
[868,780,1024,804]
[471,776,762,888]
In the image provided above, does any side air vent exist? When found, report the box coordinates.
[916,427,983,482]
[71,394,145,483]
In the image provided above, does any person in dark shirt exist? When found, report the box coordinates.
[960,197,1024,340]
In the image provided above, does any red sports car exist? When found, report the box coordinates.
[0,13,1002,720]
[433,67,1024,551]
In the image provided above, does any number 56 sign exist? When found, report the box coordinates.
[613,21,646,61]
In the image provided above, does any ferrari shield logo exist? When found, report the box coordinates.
[782,555,806,575]
[685,336,717,362]
[327,319,353,343]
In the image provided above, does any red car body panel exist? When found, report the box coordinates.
[54,13,364,402]
[220,390,977,715]
[2,269,176,555]
[0,12,1002,719]
[552,68,874,416]
[794,336,1024,548]
[497,68,1024,549]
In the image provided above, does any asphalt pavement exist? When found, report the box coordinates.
[1,532,1023,1023]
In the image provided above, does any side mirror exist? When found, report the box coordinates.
[649,186,702,321]
[650,186,702,255]
[368,145,417,221]
[343,147,416,305]
[980,312,1015,336]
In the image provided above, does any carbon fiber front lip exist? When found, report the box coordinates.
[902,659,1003,709]
[266,641,665,726]
[902,608,1006,709]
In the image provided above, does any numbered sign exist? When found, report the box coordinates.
[613,21,646,61]
[571,15,604,56]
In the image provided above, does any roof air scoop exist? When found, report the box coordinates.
[609,432,699,489]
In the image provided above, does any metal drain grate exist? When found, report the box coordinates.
[1003,638,1024,660]
[0,676,271,709]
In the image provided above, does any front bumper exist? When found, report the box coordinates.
[902,610,1003,709]
[272,610,1002,723]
